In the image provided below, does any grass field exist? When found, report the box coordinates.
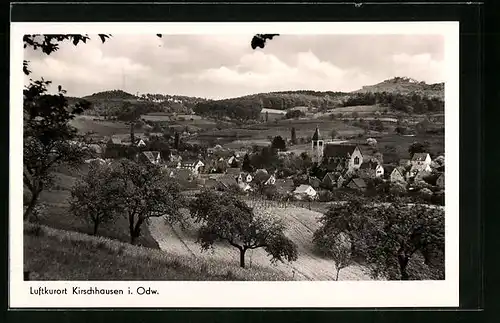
[148,203,374,281]
[34,166,159,249]
[69,116,130,136]
[24,223,287,281]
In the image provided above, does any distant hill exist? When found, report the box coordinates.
[83,89,138,101]
[353,77,444,100]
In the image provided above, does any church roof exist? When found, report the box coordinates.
[323,144,358,158]
[312,127,322,141]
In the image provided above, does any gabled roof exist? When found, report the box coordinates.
[312,127,322,141]
[412,153,430,161]
[391,166,407,177]
[217,175,238,188]
[142,151,160,164]
[323,172,341,182]
[359,160,379,170]
[349,178,367,189]
[323,144,358,158]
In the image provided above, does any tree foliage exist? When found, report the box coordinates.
[190,190,298,268]
[313,199,444,280]
[114,159,186,244]
[69,162,124,235]
[23,80,91,220]
[271,135,286,151]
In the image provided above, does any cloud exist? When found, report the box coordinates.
[23,34,444,99]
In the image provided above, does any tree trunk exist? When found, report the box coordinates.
[93,219,100,235]
[130,217,145,245]
[239,247,247,268]
[398,252,410,280]
[335,267,341,281]
[23,190,40,222]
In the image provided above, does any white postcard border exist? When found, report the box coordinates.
[10,21,460,308]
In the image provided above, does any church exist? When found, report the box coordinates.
[311,127,365,174]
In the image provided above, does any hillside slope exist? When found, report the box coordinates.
[148,203,374,281]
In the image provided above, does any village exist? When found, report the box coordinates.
[82,125,445,205]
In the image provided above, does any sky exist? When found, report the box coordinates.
[23,34,444,100]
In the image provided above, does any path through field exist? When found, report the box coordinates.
[148,204,374,281]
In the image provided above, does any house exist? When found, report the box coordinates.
[137,139,146,148]
[253,169,276,187]
[293,184,317,200]
[436,173,445,189]
[138,151,161,165]
[322,172,342,189]
[346,178,368,191]
[390,166,407,183]
[237,181,252,192]
[236,172,253,184]
[216,175,239,191]
[181,159,205,175]
[399,159,411,167]
[358,161,384,178]
[166,161,181,169]
[411,153,432,172]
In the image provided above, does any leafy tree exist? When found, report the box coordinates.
[314,231,352,280]
[22,34,112,221]
[408,141,429,158]
[271,136,286,151]
[115,159,186,244]
[330,129,338,140]
[190,190,298,268]
[69,163,124,235]
[23,80,91,221]
[242,153,253,173]
[174,132,180,150]
[314,199,445,280]
[285,109,306,119]
[291,127,297,145]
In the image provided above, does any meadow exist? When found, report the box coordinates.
[148,202,374,281]
[24,223,287,281]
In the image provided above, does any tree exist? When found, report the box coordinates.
[265,111,269,122]
[23,80,91,221]
[291,127,297,145]
[22,34,112,221]
[271,136,286,151]
[314,199,445,280]
[189,190,298,268]
[174,132,180,150]
[314,231,352,280]
[330,129,338,140]
[408,141,429,158]
[115,159,186,244]
[69,162,124,235]
[242,153,253,173]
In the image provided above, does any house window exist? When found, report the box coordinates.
[354,157,360,165]
[319,141,323,146]
[313,142,317,147]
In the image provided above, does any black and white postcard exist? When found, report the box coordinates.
[11,21,459,308]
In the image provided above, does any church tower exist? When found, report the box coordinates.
[311,126,324,164]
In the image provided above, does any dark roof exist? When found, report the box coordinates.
[349,178,367,189]
[218,175,238,188]
[412,153,429,161]
[142,151,160,163]
[312,127,322,141]
[323,172,340,182]
[323,144,357,158]
[226,167,241,175]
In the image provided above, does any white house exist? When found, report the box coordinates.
[181,159,205,175]
[237,172,253,183]
[293,184,317,200]
[411,153,432,172]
